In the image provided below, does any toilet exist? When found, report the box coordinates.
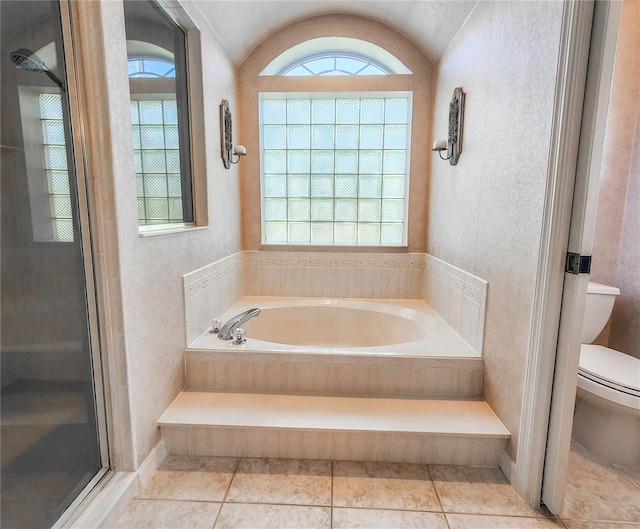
[573,281,640,468]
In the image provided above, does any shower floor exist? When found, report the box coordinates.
[1,379,100,529]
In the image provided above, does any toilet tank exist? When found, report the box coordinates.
[582,281,620,344]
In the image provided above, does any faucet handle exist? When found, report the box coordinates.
[231,327,246,345]
[210,318,223,334]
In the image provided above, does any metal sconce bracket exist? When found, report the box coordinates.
[432,87,465,166]
[220,99,246,168]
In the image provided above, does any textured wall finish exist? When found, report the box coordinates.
[428,0,564,460]
[591,0,640,289]
[237,14,433,252]
[609,106,640,359]
[591,0,640,359]
[96,0,242,467]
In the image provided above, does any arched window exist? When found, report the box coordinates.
[260,37,412,77]
[128,57,175,78]
[281,53,389,76]
[258,37,413,246]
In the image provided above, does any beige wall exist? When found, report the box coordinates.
[96,0,241,467]
[428,0,564,460]
[591,0,640,359]
[237,14,433,252]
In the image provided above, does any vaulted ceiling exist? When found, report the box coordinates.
[191,1,478,66]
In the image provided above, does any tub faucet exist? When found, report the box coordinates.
[218,307,260,340]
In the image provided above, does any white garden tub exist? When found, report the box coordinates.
[190,297,479,358]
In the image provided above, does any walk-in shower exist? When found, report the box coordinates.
[1,1,108,527]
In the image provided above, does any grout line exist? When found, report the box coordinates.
[330,460,334,529]
[330,504,448,514]
[211,457,242,528]
[426,463,446,516]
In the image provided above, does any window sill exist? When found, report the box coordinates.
[138,224,208,238]
[260,244,408,253]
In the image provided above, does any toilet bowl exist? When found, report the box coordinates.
[574,281,640,468]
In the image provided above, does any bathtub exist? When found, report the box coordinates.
[190,297,479,358]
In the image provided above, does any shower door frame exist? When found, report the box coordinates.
[49,0,115,525]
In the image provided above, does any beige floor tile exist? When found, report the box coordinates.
[616,463,640,490]
[429,465,543,517]
[214,503,330,529]
[333,460,441,512]
[447,513,565,528]
[332,508,448,529]
[114,499,220,529]
[139,456,237,502]
[160,455,238,472]
[562,522,640,529]
[226,458,331,506]
[562,444,640,523]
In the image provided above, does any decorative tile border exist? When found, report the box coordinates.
[243,251,424,299]
[186,260,242,299]
[243,253,424,270]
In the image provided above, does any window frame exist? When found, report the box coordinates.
[259,91,413,248]
[124,0,207,236]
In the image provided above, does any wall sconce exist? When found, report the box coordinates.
[220,99,246,169]
[432,87,465,166]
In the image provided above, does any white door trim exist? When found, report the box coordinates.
[513,0,595,509]
[541,0,622,513]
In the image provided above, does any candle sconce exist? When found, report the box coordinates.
[220,99,246,169]
[432,87,465,166]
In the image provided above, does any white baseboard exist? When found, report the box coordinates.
[70,440,166,529]
[500,450,515,483]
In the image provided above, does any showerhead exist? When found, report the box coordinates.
[10,48,46,72]
[10,48,66,91]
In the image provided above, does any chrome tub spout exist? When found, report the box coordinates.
[218,307,260,340]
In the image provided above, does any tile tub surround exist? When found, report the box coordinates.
[243,250,426,300]
[424,254,488,353]
[183,251,488,353]
[183,252,244,345]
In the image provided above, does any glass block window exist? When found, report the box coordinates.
[281,54,390,76]
[39,93,74,242]
[131,99,185,225]
[260,93,411,246]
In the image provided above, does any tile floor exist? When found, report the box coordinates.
[115,442,640,529]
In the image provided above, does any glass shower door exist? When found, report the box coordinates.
[1,1,107,527]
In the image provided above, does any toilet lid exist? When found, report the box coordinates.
[579,344,640,395]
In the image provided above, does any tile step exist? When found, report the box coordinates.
[159,392,509,466]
